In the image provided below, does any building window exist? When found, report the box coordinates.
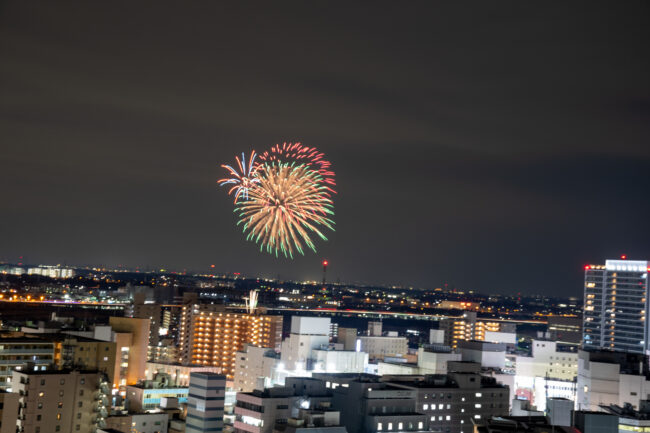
[78,402,83,408]
[38,392,44,397]
[77,413,81,419]
[37,415,41,421]
[58,402,63,408]
[475,393,482,397]
[59,391,64,397]
[423,404,428,410]
[79,390,84,396]
[418,422,423,429]
[446,416,450,421]
[377,423,383,431]
[38,403,43,409]
[57,414,61,420]
[388,423,393,430]
[475,404,481,408]
[398,423,403,430]
[60,379,65,385]
[474,415,481,419]
[40,379,45,386]
[56,427,60,432]
[80,379,85,385]
[76,426,80,431]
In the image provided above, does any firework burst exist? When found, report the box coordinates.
[259,142,336,193]
[218,151,260,203]
[235,162,335,258]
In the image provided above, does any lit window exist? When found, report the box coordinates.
[475,404,481,408]
[398,423,403,430]
[388,423,393,430]
[418,422,423,429]
[377,423,383,431]
[474,415,481,419]
[475,393,482,397]
[423,404,428,410]
[446,416,450,421]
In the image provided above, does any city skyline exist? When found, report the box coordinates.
[1,2,649,297]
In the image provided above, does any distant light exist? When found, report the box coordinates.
[584,265,590,270]
[210,264,215,268]
[323,260,328,266]
[621,255,627,260]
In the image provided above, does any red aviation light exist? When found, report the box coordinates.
[621,255,627,260]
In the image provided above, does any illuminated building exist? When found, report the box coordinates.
[26,265,75,279]
[438,300,479,311]
[440,312,515,349]
[179,294,282,378]
[108,317,150,388]
[583,259,649,354]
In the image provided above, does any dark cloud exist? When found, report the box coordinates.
[1,1,649,296]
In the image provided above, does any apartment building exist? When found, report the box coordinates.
[583,259,650,354]
[0,336,55,391]
[12,369,109,433]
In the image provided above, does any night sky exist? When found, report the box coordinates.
[1,2,649,297]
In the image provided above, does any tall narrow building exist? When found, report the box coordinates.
[186,372,226,433]
[583,258,649,353]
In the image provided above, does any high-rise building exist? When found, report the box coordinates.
[179,294,283,378]
[186,372,226,433]
[13,369,109,433]
[583,259,649,353]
